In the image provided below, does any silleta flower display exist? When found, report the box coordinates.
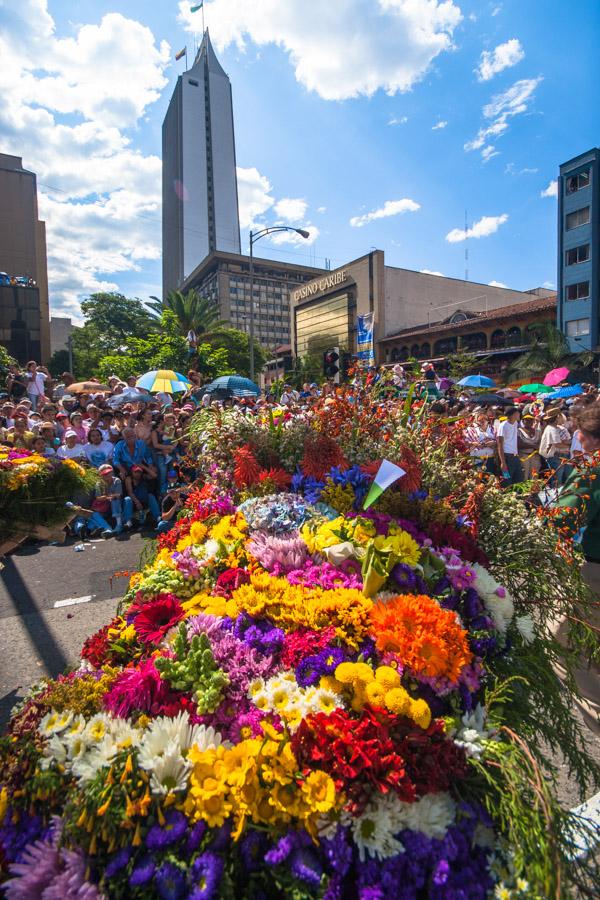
[1,400,598,898]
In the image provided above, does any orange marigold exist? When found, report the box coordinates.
[369,594,472,683]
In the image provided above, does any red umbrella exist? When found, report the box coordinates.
[543,367,569,387]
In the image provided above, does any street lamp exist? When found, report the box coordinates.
[248,226,311,381]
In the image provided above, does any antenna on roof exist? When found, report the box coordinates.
[464,209,469,281]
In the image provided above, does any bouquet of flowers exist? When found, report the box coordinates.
[1,474,597,897]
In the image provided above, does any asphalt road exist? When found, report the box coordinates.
[0,532,149,727]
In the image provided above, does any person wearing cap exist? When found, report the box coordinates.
[496,406,523,486]
[518,414,542,480]
[57,430,86,460]
[95,464,126,536]
[55,411,68,439]
[539,407,572,486]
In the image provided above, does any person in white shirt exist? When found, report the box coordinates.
[83,428,115,468]
[280,384,299,406]
[539,407,572,485]
[464,411,497,473]
[57,430,86,461]
[496,407,523,485]
[186,329,198,358]
[25,361,48,411]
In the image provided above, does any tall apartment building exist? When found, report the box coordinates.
[0,153,50,363]
[162,31,241,297]
[557,147,599,351]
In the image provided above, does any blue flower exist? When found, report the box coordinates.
[186,820,207,853]
[189,852,223,899]
[146,810,187,850]
[105,846,131,879]
[128,855,156,887]
[155,861,187,900]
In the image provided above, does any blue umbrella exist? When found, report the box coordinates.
[547,384,583,400]
[203,375,260,397]
[457,374,496,388]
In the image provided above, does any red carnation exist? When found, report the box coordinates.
[132,595,185,644]
[213,567,251,598]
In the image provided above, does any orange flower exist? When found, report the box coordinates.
[369,594,472,683]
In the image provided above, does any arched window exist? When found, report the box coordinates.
[391,347,400,362]
[411,343,420,357]
[490,329,505,349]
[506,326,522,347]
[461,332,487,351]
[421,342,431,358]
[434,337,457,356]
[400,346,409,361]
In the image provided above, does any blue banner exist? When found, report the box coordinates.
[356,312,375,365]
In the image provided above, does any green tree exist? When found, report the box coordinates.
[206,327,267,378]
[0,344,17,386]
[148,289,224,339]
[288,351,323,388]
[80,292,156,354]
[507,322,593,380]
[48,349,71,378]
[446,347,487,380]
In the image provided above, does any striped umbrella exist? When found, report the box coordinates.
[136,369,191,394]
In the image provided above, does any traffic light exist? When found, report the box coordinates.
[323,347,340,383]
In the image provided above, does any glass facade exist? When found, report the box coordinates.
[0,285,42,362]
[295,293,351,356]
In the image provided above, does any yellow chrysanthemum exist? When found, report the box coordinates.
[189,521,208,544]
[372,529,421,568]
[300,770,336,814]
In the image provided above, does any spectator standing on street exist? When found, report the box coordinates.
[6,365,27,404]
[496,407,523,486]
[25,361,49,411]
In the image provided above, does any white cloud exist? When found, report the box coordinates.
[541,179,558,198]
[420,269,445,276]
[481,145,499,162]
[0,1,170,319]
[542,280,556,290]
[465,77,542,159]
[236,167,275,230]
[388,115,408,126]
[488,279,508,288]
[432,120,448,130]
[179,0,462,101]
[505,163,538,175]
[476,38,524,81]
[317,206,327,214]
[350,198,420,228]
[446,213,508,243]
[491,5,502,16]
[274,197,308,223]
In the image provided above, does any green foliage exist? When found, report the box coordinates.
[206,327,267,378]
[80,292,156,352]
[0,343,16,384]
[155,623,229,713]
[507,321,594,380]
[446,347,486,380]
[287,351,323,389]
[147,289,225,339]
[47,349,71,378]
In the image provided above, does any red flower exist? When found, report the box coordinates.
[157,516,191,550]
[81,616,123,667]
[281,626,337,669]
[234,444,261,487]
[213,567,251,598]
[301,434,347,481]
[258,467,291,489]
[132,595,184,644]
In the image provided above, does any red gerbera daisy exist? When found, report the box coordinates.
[133,595,185,644]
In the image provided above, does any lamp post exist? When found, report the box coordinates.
[248,226,310,382]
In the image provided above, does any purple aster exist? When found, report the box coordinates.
[290,847,323,888]
[40,848,102,900]
[128,856,156,887]
[240,830,267,872]
[189,852,223,899]
[105,846,132,879]
[207,822,232,851]
[321,826,353,878]
[0,809,45,866]
[186,820,207,853]
[146,810,187,850]
[155,861,187,900]
[295,646,347,688]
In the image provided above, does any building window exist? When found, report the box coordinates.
[565,281,590,301]
[461,332,487,351]
[434,337,457,356]
[566,207,590,230]
[566,244,590,266]
[566,170,590,194]
[566,318,590,337]
[188,79,199,87]
[490,329,505,349]
[421,342,430,357]
[506,326,522,348]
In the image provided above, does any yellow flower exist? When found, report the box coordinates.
[0,787,8,822]
[409,698,432,730]
[372,529,420,568]
[384,687,411,716]
[365,682,387,706]
[189,521,208,544]
[301,770,336,814]
[375,665,401,690]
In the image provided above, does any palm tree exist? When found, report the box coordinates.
[507,321,594,380]
[147,289,225,339]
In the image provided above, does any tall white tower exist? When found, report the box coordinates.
[162,31,241,297]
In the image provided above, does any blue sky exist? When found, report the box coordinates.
[1,0,599,321]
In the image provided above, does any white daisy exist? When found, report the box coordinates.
[82,712,112,746]
[38,709,73,738]
[454,705,492,759]
[351,794,405,861]
[395,792,456,839]
[40,734,68,770]
[71,735,119,784]
[148,747,191,796]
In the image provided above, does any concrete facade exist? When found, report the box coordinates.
[557,147,599,352]
[292,249,554,363]
[0,154,50,363]
[50,316,75,355]
[162,31,241,297]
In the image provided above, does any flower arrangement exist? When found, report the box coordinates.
[2,468,598,898]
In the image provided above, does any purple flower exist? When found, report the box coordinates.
[3,827,61,899]
[128,856,156,887]
[290,848,323,887]
[155,861,187,900]
[209,630,276,703]
[189,852,223,899]
[146,810,187,850]
[186,820,207,853]
[42,848,102,900]
[105,846,132,879]
[240,830,267,872]
[295,646,347,688]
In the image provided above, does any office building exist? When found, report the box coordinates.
[50,315,75,356]
[291,250,554,363]
[557,148,599,351]
[162,31,241,297]
[180,250,327,351]
[0,153,50,363]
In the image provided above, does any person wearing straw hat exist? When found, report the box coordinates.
[539,407,571,486]
[518,414,542,480]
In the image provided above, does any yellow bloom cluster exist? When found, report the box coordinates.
[333,662,432,730]
[249,672,340,732]
[225,572,373,648]
[372,525,421,568]
[300,515,376,555]
[183,729,337,840]
[319,482,356,515]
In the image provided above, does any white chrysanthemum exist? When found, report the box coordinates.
[148,747,191,796]
[40,734,68,770]
[138,712,221,772]
[484,593,514,634]
[252,690,271,712]
[307,688,340,716]
[248,677,265,698]
[71,735,119,784]
[202,539,220,559]
[454,705,492,759]
[471,563,500,600]
[317,808,352,840]
[109,719,140,753]
[267,681,295,712]
[395,792,456,839]
[352,794,405,861]
[82,712,112,746]
[515,614,536,645]
[38,709,73,737]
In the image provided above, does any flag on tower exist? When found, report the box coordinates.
[363,460,406,510]
[191,2,204,11]
[175,47,187,61]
